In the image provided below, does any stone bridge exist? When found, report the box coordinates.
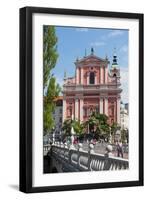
[44,143,129,173]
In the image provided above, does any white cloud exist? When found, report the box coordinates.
[75,28,88,32]
[102,30,124,40]
[108,30,124,37]
[120,68,129,104]
[90,41,106,47]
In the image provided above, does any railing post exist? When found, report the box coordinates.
[104,145,113,170]
[77,143,83,169]
[88,144,94,170]
[105,145,113,157]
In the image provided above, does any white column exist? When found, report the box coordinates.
[87,74,89,85]
[105,67,108,84]
[76,68,79,84]
[100,67,104,84]
[95,74,97,85]
[105,98,108,116]
[117,98,120,124]
[75,98,79,120]
[100,98,103,114]
[80,99,83,122]
[62,99,66,123]
[81,68,83,84]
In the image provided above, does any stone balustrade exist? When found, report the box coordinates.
[43,144,51,156]
[50,143,129,172]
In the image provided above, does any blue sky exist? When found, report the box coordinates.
[51,26,129,103]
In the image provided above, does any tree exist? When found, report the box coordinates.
[121,129,128,143]
[43,104,55,135]
[110,122,120,143]
[85,112,110,141]
[43,26,61,135]
[43,26,58,89]
[72,120,85,136]
[62,119,72,137]
[43,77,61,134]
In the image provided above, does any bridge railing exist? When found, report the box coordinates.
[50,143,129,172]
[43,144,51,156]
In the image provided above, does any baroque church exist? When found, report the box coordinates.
[63,48,122,125]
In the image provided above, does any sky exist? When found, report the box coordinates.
[51,26,129,104]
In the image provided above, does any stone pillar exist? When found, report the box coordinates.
[75,98,79,120]
[117,97,120,124]
[76,68,79,84]
[100,67,104,84]
[62,99,66,123]
[80,99,83,122]
[81,68,83,84]
[105,97,108,116]
[100,98,103,114]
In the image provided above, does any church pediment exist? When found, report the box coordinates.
[75,55,109,67]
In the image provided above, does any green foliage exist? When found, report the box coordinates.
[62,119,72,136]
[121,129,128,143]
[43,26,58,89]
[43,104,55,135]
[110,122,119,135]
[85,112,110,140]
[43,26,61,135]
[62,119,85,137]
[72,120,85,136]
[46,77,61,104]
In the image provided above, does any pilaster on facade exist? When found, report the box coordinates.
[100,67,104,84]
[62,99,66,123]
[75,98,79,120]
[105,67,108,84]
[80,98,83,122]
[95,73,97,85]
[104,97,108,116]
[117,97,121,124]
[87,74,89,85]
[100,98,103,114]
[81,68,83,84]
[76,68,79,84]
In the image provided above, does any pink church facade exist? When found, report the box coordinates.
[63,49,122,125]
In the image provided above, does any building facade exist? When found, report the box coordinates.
[63,48,122,125]
[120,102,129,130]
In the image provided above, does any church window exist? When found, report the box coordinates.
[89,72,95,84]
